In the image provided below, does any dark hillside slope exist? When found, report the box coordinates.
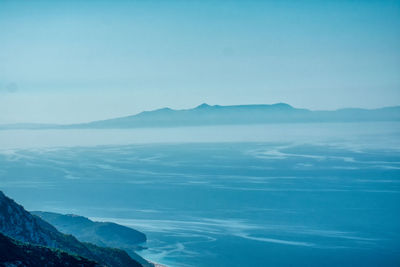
[33,211,150,266]
[0,191,142,267]
[0,232,99,267]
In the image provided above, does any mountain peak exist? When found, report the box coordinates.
[196,103,211,109]
[271,103,293,109]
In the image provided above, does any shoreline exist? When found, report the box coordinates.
[149,261,168,267]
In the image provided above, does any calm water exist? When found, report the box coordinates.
[1,122,400,266]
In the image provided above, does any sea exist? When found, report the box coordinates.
[0,122,399,266]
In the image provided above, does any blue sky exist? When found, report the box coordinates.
[0,0,399,123]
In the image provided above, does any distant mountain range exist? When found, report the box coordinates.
[2,103,400,129]
[0,191,150,267]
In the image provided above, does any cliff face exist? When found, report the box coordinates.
[0,191,143,267]
[0,191,59,247]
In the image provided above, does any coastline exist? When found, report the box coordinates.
[150,261,168,267]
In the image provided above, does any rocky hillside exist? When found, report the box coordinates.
[32,211,150,266]
[32,211,146,247]
[0,232,100,267]
[0,191,142,267]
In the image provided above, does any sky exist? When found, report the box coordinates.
[0,0,399,124]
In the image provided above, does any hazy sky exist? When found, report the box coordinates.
[1,0,399,123]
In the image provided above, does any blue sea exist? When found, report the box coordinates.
[1,122,399,266]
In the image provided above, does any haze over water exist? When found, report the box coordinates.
[1,122,399,266]
[1,0,400,265]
